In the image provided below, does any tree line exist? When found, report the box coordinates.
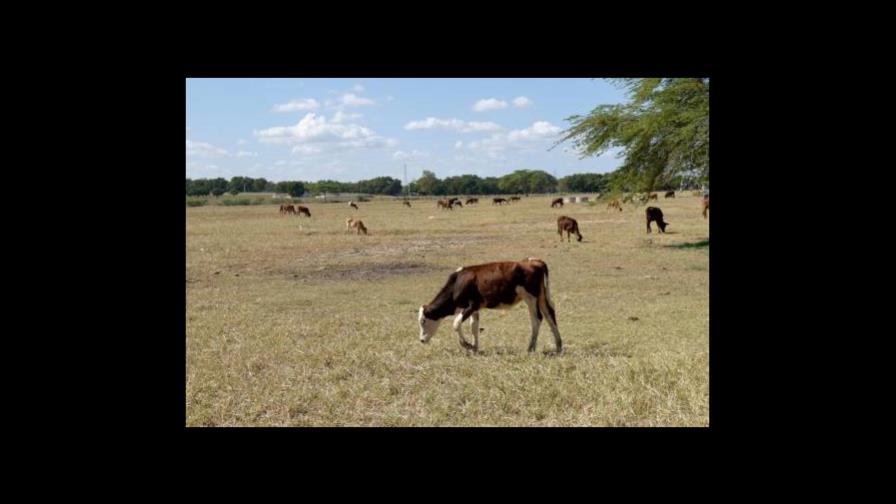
[185,170,629,198]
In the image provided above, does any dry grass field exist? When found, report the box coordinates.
[186,194,709,426]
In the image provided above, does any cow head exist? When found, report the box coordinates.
[418,305,442,343]
[658,221,669,232]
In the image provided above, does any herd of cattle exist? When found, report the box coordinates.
[273,192,708,352]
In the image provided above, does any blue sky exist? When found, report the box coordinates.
[186,78,629,183]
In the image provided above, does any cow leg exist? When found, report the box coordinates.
[469,312,480,350]
[524,296,542,352]
[537,293,561,353]
[454,306,477,350]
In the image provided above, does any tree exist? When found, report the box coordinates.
[558,173,608,193]
[415,170,440,195]
[555,78,709,194]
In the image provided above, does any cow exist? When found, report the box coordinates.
[283,204,297,215]
[403,200,412,207]
[451,200,463,209]
[447,197,459,205]
[646,207,669,233]
[350,219,368,235]
[702,195,709,218]
[551,198,564,208]
[437,199,453,210]
[465,198,479,205]
[665,191,675,199]
[349,201,359,210]
[493,198,508,205]
[296,205,311,217]
[557,216,583,242]
[345,217,355,232]
[607,199,622,211]
[648,193,659,201]
[510,196,521,203]
[279,204,286,215]
[417,258,561,353]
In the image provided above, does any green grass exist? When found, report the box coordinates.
[187,194,709,426]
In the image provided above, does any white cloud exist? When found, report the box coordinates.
[454,141,463,149]
[473,98,508,112]
[332,110,362,123]
[274,160,287,166]
[353,84,365,92]
[392,150,429,160]
[404,117,502,133]
[186,140,229,158]
[512,96,533,108]
[255,112,393,155]
[237,139,247,145]
[272,98,320,112]
[342,93,375,107]
[235,151,258,158]
[466,120,561,153]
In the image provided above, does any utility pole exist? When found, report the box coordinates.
[404,163,408,198]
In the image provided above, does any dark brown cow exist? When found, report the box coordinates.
[493,198,508,205]
[418,258,560,353]
[607,199,622,211]
[646,207,669,233]
[403,200,412,207]
[279,204,286,215]
[557,216,583,242]
[283,204,297,215]
[648,193,659,201]
[451,200,463,208]
[702,196,709,218]
[465,198,478,205]
[296,205,311,217]
[551,198,564,208]
[437,199,453,210]
[665,191,675,199]
[349,201,359,210]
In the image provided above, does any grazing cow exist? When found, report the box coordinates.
[350,219,368,235]
[607,199,622,211]
[349,201,359,210]
[551,198,564,208]
[648,193,659,201]
[296,205,311,217]
[465,198,478,205]
[403,200,412,207]
[557,216,583,242]
[437,199,453,210]
[493,198,508,205]
[447,197,459,205]
[510,196,521,203]
[279,204,285,215]
[283,204,297,215]
[665,191,675,199]
[702,196,709,218]
[646,206,669,233]
[418,258,561,353]
[451,200,463,208]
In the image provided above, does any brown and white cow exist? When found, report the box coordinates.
[665,191,675,199]
[349,201,359,210]
[296,205,311,217]
[551,198,564,208]
[493,197,508,205]
[646,206,669,233]
[465,198,478,205]
[418,258,561,353]
[702,196,709,218]
[557,216,583,242]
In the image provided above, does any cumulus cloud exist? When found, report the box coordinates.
[237,139,247,145]
[235,151,258,157]
[272,98,321,112]
[274,160,287,166]
[186,140,229,158]
[512,96,533,108]
[353,84,365,92]
[254,113,393,155]
[332,110,362,123]
[392,150,428,160]
[341,93,375,107]
[473,98,508,112]
[466,121,561,153]
[454,141,463,149]
[404,117,502,133]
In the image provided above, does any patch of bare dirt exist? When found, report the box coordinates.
[282,261,442,282]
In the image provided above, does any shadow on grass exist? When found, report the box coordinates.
[666,239,709,249]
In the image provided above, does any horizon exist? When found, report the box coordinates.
[186,78,628,183]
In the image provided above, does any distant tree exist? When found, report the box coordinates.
[415,170,440,195]
[558,173,608,193]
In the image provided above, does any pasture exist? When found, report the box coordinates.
[186,194,709,426]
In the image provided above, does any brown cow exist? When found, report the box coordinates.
[296,205,311,217]
[346,218,367,234]
[607,199,622,211]
[648,193,659,201]
[418,258,560,353]
[493,198,508,205]
[451,200,463,208]
[557,216,583,242]
[551,198,564,208]
[284,204,297,215]
[646,207,669,233]
[702,196,709,218]
[665,191,675,199]
[349,201,359,210]
[403,200,412,207]
[279,204,286,215]
[510,196,521,202]
[437,199,453,210]
[465,198,478,205]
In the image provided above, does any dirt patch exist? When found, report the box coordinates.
[283,261,442,282]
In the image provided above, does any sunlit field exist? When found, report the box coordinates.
[186,194,709,426]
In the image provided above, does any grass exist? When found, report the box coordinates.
[186,194,709,426]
